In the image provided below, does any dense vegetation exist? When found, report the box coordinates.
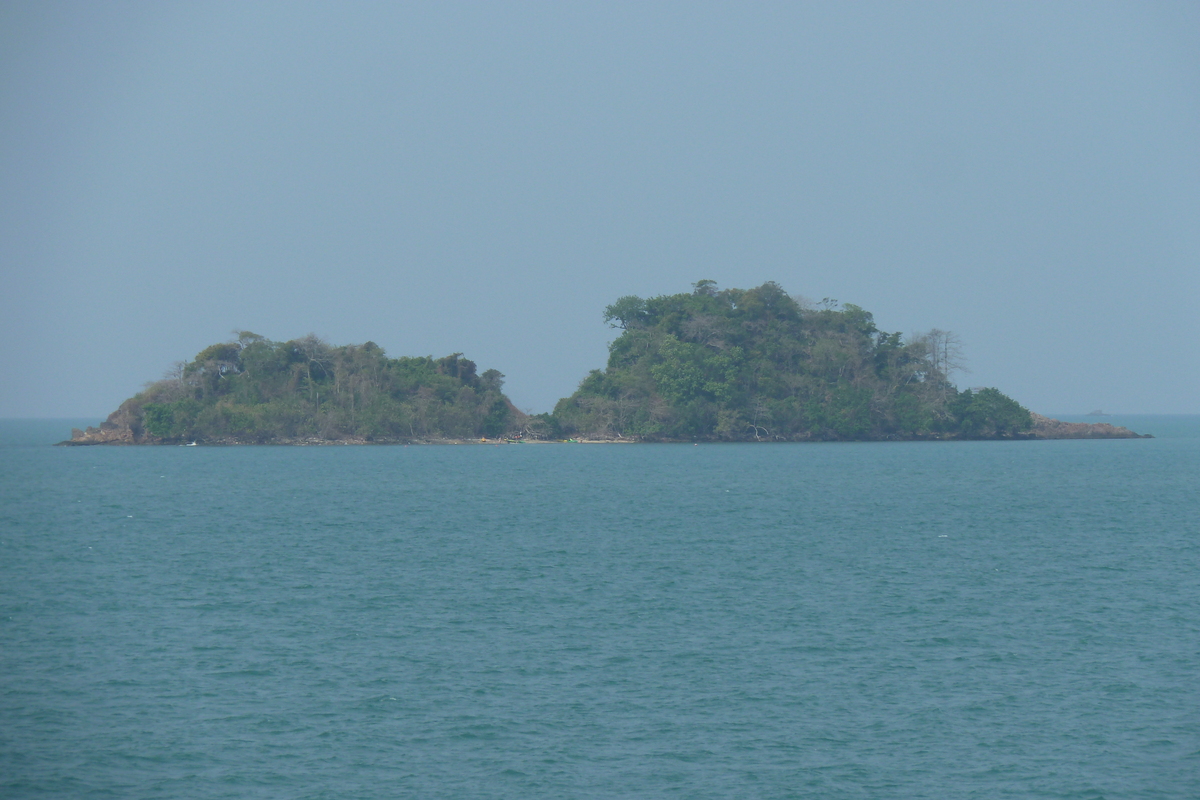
[84,281,1034,444]
[123,333,521,442]
[545,281,1031,441]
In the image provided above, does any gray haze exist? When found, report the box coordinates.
[3,1,1197,418]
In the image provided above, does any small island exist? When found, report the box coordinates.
[65,282,1148,445]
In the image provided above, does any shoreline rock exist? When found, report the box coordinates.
[59,409,1151,446]
[1027,413,1150,439]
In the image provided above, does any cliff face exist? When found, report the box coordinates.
[64,398,161,445]
[1028,413,1150,439]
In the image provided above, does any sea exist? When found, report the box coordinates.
[1,416,1197,799]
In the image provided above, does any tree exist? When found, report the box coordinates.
[482,399,511,437]
[481,369,505,392]
[918,328,967,381]
[295,334,332,403]
[603,295,648,329]
[952,387,1032,438]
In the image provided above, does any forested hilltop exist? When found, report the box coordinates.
[69,333,522,444]
[544,280,1033,441]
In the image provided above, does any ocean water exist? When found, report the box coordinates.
[1,417,1197,799]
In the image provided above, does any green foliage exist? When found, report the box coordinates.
[951,387,1033,438]
[553,281,1032,441]
[603,296,649,330]
[142,398,203,439]
[124,336,522,443]
[142,403,176,438]
[482,399,511,438]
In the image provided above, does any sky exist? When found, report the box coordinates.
[2,1,1197,418]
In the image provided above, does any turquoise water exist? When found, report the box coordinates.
[2,418,1198,798]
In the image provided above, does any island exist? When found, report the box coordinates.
[64,282,1149,445]
[67,334,521,445]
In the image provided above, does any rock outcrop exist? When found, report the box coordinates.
[1028,413,1149,439]
[61,398,159,445]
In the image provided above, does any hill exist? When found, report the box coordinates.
[68,333,522,444]
[546,281,1032,441]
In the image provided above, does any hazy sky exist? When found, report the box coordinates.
[2,1,1197,417]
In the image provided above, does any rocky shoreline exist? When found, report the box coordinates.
[60,414,1150,445]
[1027,413,1150,439]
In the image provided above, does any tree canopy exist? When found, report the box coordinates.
[123,334,522,442]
